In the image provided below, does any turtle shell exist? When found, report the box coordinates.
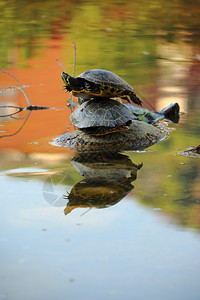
[70,98,135,128]
[77,69,132,92]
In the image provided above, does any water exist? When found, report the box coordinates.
[0,1,200,299]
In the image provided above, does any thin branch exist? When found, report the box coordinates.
[0,69,32,106]
[56,59,67,72]
[72,41,76,77]
[0,110,31,139]
[0,105,24,117]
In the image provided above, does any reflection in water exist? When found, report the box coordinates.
[0,70,53,139]
[136,152,200,229]
[0,113,31,139]
[64,152,142,215]
[2,149,200,230]
[0,103,52,139]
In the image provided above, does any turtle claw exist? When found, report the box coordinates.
[129,93,142,106]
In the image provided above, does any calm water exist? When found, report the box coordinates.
[0,1,200,300]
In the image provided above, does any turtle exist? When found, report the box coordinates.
[125,102,180,124]
[61,69,142,105]
[70,97,136,136]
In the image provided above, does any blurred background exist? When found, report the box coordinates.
[1,0,200,152]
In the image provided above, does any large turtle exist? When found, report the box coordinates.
[70,97,136,136]
[61,69,142,105]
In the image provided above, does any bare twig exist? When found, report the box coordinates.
[0,111,31,139]
[0,69,32,106]
[56,59,67,72]
[72,41,76,77]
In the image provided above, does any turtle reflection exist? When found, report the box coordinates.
[64,152,142,215]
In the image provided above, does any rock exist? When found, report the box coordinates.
[52,120,166,153]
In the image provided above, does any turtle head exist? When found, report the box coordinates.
[61,72,82,92]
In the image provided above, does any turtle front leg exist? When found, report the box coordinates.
[77,97,89,105]
[121,96,131,103]
[120,91,142,106]
[127,91,142,106]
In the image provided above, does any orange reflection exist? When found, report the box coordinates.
[0,37,74,154]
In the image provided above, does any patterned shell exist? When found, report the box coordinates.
[70,98,135,128]
[77,69,133,91]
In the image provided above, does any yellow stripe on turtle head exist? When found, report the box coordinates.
[61,72,71,85]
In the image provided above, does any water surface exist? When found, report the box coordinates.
[0,1,200,299]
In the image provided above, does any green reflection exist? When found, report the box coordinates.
[0,0,65,67]
[133,118,200,230]
[1,0,200,70]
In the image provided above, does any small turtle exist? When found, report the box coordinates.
[125,102,180,124]
[70,97,136,136]
[61,69,142,105]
